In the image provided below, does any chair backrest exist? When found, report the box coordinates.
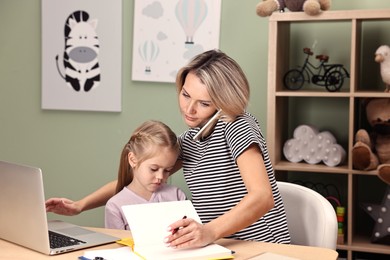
[277,181,338,249]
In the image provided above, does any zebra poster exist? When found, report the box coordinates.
[41,0,122,112]
[132,0,221,83]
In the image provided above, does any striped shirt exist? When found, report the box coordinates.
[178,111,290,243]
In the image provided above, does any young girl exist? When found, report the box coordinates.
[105,120,186,230]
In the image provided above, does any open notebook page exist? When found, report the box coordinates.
[122,200,233,260]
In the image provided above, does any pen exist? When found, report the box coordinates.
[172,215,187,235]
[78,257,106,260]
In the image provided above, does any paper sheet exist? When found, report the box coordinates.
[122,200,233,260]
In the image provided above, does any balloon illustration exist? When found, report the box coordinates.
[138,40,159,73]
[175,0,208,45]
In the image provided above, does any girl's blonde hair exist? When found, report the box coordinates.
[115,120,178,194]
[176,49,250,122]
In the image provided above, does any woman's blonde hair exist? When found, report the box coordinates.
[176,49,250,122]
[115,120,178,194]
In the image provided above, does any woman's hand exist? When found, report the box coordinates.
[164,217,216,249]
[45,198,82,216]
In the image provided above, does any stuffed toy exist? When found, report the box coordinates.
[375,45,390,92]
[256,0,332,17]
[352,98,390,185]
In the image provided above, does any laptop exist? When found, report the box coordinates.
[0,160,119,255]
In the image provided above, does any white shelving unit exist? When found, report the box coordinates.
[266,9,390,259]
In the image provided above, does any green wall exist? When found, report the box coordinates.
[1,0,389,227]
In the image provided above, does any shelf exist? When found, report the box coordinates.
[350,235,390,255]
[269,9,390,22]
[273,161,380,177]
[274,161,349,174]
[266,9,390,259]
[275,91,351,97]
[275,91,390,98]
[353,92,390,98]
[351,169,379,177]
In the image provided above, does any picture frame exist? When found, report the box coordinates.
[132,0,221,83]
[41,0,122,112]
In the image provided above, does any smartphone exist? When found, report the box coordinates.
[193,109,222,141]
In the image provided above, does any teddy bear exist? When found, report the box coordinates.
[256,0,332,17]
[352,98,390,185]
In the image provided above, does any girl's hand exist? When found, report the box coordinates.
[164,217,216,249]
[45,198,82,216]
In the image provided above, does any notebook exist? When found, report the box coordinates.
[0,160,119,255]
[122,200,233,260]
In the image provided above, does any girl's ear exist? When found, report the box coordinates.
[128,152,137,168]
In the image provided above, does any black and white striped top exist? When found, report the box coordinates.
[178,111,290,243]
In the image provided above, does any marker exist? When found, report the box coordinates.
[172,216,187,235]
[78,256,106,260]
[78,257,106,260]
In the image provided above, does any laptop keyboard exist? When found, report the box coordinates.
[49,230,86,249]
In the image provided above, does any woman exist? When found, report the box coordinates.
[46,49,291,249]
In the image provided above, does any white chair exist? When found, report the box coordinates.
[277,181,338,249]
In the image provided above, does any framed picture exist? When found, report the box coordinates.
[132,0,221,83]
[41,0,122,112]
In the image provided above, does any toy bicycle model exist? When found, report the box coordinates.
[283,47,350,92]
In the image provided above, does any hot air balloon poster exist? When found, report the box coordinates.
[41,0,122,112]
[132,0,221,83]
